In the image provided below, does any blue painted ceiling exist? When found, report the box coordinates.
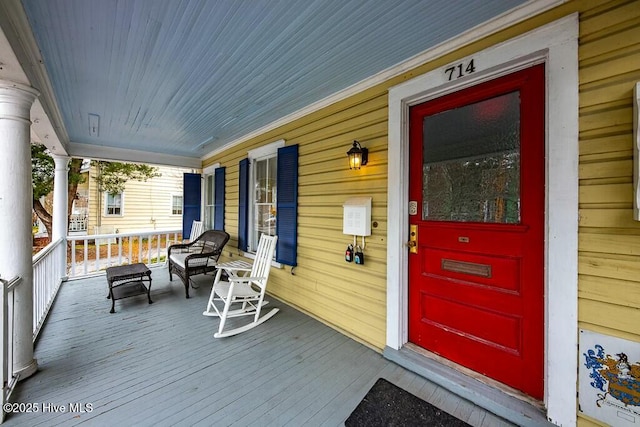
[20,0,525,161]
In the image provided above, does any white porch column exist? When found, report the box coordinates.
[52,155,70,279]
[52,155,70,242]
[0,80,39,380]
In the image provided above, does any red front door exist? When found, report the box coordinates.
[408,65,545,399]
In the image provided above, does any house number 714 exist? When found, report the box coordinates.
[445,59,476,81]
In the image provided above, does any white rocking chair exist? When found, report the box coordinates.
[203,234,279,338]
[187,220,204,242]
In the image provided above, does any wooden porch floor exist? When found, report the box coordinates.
[4,267,514,426]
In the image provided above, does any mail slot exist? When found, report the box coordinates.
[441,259,492,278]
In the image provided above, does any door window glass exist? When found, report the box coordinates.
[422,91,521,223]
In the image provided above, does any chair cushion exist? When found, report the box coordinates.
[169,252,216,269]
[214,280,260,298]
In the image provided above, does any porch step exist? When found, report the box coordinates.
[384,346,554,427]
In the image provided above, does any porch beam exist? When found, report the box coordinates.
[0,79,39,380]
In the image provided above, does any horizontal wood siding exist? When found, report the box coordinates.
[203,0,640,369]
[205,91,389,349]
[86,168,98,232]
[578,0,640,330]
[578,1,640,424]
[86,165,191,234]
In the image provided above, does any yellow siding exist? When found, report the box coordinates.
[206,91,390,349]
[203,0,640,378]
[86,164,191,234]
[577,0,640,326]
[577,1,640,424]
[87,166,99,231]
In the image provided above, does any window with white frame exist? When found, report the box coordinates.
[248,140,284,252]
[171,195,183,215]
[202,163,225,231]
[238,141,297,265]
[105,192,123,216]
[203,165,217,230]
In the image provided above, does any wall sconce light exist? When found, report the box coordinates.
[347,140,368,170]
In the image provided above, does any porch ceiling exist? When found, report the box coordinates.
[1,0,525,167]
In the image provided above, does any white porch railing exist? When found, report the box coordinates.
[67,229,181,278]
[0,228,183,422]
[30,229,181,342]
[0,275,21,423]
[0,228,182,422]
[32,238,66,341]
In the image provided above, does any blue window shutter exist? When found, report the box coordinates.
[214,167,225,231]
[238,159,249,252]
[182,173,201,238]
[276,144,298,266]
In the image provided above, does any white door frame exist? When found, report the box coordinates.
[386,15,578,426]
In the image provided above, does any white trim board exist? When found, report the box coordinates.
[67,141,202,169]
[386,14,578,427]
[202,162,220,175]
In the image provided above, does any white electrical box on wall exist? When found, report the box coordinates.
[343,197,372,236]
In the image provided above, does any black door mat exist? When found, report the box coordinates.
[346,378,471,426]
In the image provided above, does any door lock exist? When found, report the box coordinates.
[407,224,418,254]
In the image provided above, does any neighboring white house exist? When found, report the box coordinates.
[34,162,196,238]
[82,163,195,235]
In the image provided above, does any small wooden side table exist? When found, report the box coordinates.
[106,263,153,313]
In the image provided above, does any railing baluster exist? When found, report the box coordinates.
[83,240,89,275]
[162,234,166,263]
[156,234,161,264]
[118,236,123,265]
[95,236,100,271]
[107,239,112,268]
[71,239,76,277]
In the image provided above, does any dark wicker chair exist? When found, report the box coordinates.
[168,230,230,298]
